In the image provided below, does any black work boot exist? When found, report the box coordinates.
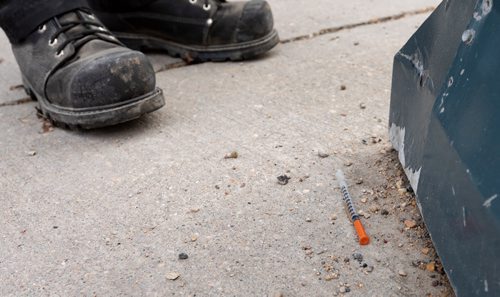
[91,0,279,62]
[13,10,165,129]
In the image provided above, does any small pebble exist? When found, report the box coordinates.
[339,286,347,293]
[277,175,291,185]
[224,151,238,159]
[359,103,366,109]
[166,272,180,280]
[305,218,312,222]
[381,209,389,216]
[318,152,330,158]
[352,253,363,262]
[366,266,374,272]
[398,270,407,277]
[421,248,430,255]
[404,220,417,228]
[340,85,347,91]
[324,274,339,281]
[179,253,189,260]
[27,151,37,156]
[432,280,440,287]
[426,262,436,272]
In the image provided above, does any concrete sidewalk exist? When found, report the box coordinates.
[0,1,454,296]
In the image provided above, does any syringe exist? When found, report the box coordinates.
[336,169,370,245]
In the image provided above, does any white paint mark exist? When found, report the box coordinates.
[485,279,489,292]
[448,77,454,87]
[389,123,422,194]
[390,123,406,167]
[482,0,493,16]
[474,11,483,21]
[398,51,424,76]
[452,186,456,196]
[483,194,498,208]
[440,107,445,114]
[462,29,476,44]
[466,169,470,174]
[460,69,465,76]
[462,207,467,227]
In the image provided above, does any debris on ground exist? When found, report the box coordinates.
[224,151,239,159]
[166,272,180,280]
[404,219,417,229]
[27,150,36,156]
[352,253,363,263]
[426,262,436,272]
[340,85,347,91]
[359,103,366,109]
[41,119,54,134]
[398,270,408,277]
[179,253,189,260]
[277,175,291,185]
[317,152,330,158]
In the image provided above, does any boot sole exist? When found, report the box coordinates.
[23,78,165,130]
[114,30,279,62]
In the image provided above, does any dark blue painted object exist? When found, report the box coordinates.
[389,0,500,296]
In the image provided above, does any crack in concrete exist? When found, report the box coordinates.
[280,7,435,44]
[154,61,189,73]
[0,97,33,107]
[154,6,435,73]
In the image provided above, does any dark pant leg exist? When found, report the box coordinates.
[88,0,157,11]
[0,0,90,44]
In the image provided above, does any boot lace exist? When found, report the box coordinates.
[38,10,117,57]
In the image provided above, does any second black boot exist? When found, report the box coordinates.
[14,9,165,129]
[91,0,279,62]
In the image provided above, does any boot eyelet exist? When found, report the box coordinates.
[203,3,211,10]
[38,25,47,33]
[206,18,213,26]
[189,0,197,3]
[49,38,58,46]
[55,50,64,58]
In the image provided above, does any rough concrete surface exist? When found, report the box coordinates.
[0,1,455,296]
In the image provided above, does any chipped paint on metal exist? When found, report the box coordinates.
[389,123,422,194]
[462,207,466,227]
[483,194,498,208]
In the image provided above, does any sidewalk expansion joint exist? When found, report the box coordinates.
[154,7,435,74]
[0,97,33,108]
[280,6,435,44]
